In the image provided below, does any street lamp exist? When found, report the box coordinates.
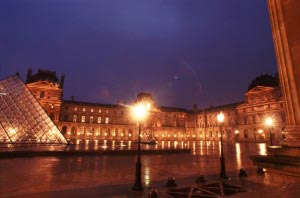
[265,117,274,146]
[234,130,239,141]
[131,102,150,191]
[217,111,228,179]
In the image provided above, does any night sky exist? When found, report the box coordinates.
[0,0,278,109]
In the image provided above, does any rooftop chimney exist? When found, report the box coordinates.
[26,68,32,83]
[193,104,198,110]
[60,73,65,88]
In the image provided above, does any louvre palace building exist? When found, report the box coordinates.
[23,68,286,143]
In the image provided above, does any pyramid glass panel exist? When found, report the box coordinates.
[0,75,67,144]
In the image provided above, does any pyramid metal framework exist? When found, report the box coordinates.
[0,75,67,144]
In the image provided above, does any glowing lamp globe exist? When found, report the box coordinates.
[132,102,150,122]
[265,117,273,127]
[217,112,225,123]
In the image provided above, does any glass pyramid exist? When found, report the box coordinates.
[0,75,67,144]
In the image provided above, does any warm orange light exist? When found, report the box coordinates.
[146,102,151,110]
[258,129,264,134]
[131,102,150,122]
[234,130,239,134]
[217,112,225,123]
[265,117,273,127]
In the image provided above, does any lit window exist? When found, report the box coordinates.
[74,107,77,111]
[90,116,94,123]
[98,117,101,123]
[106,110,109,114]
[73,115,77,122]
[105,117,109,124]
[83,108,86,112]
[91,109,94,112]
[81,116,85,123]
[99,109,101,113]
[80,127,85,134]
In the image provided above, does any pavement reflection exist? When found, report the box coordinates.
[0,142,270,197]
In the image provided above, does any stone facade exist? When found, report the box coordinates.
[26,69,65,122]
[25,69,286,143]
[237,86,285,142]
[268,0,300,147]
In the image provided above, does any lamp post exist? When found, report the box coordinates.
[265,117,274,146]
[217,112,228,179]
[131,102,150,191]
[234,130,239,142]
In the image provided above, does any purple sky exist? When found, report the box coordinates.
[0,0,278,109]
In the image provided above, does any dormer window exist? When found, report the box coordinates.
[40,91,45,98]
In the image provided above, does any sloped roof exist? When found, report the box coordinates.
[204,102,243,112]
[248,74,279,91]
[0,75,67,144]
[245,86,275,95]
[158,106,189,113]
[63,100,124,108]
[27,69,60,84]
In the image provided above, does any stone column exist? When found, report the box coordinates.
[267,0,300,147]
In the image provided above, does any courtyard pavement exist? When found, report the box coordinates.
[6,167,300,198]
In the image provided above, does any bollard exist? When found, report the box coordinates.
[239,168,248,177]
[147,188,158,198]
[195,175,206,183]
[166,177,177,187]
[256,166,265,175]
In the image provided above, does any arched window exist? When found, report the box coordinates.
[97,128,102,136]
[106,128,110,136]
[128,129,133,138]
[61,126,67,134]
[244,129,248,139]
[71,127,77,135]
[89,127,94,136]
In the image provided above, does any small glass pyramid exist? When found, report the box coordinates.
[0,75,67,144]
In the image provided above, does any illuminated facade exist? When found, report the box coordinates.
[26,68,64,122]
[26,69,286,143]
[236,86,285,142]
